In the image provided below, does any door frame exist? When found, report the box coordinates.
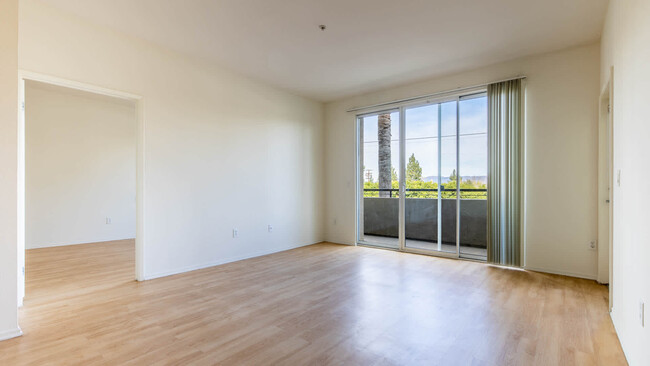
[598,66,614,311]
[355,107,400,250]
[399,97,459,259]
[17,70,147,307]
[355,89,486,260]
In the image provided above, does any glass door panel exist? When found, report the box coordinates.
[403,104,442,252]
[459,95,488,260]
[439,101,459,254]
[358,111,400,249]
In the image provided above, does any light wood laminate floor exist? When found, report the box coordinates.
[0,240,627,365]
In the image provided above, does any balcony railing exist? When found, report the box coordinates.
[362,190,488,247]
[364,187,487,199]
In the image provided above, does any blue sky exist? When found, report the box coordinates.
[362,96,487,181]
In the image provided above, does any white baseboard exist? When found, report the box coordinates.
[0,327,23,342]
[27,237,135,250]
[326,240,355,246]
[524,265,597,280]
[323,235,355,246]
[609,309,631,364]
[321,243,597,281]
[143,240,322,281]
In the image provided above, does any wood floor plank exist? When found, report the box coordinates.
[0,240,627,365]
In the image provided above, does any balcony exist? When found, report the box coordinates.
[361,188,487,260]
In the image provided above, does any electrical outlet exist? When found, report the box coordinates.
[588,240,597,251]
[640,301,645,327]
[105,217,112,224]
[268,225,273,233]
[232,229,239,238]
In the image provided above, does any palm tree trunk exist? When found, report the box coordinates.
[378,114,392,198]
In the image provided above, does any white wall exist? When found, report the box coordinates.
[18,0,324,279]
[0,0,21,341]
[25,81,136,249]
[325,43,601,279]
[600,0,650,364]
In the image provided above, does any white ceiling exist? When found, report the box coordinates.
[38,0,609,101]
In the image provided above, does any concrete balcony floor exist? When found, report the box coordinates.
[361,234,487,260]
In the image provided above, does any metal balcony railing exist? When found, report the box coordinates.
[363,187,487,199]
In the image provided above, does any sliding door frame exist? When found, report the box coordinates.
[356,108,400,249]
[398,106,406,251]
[398,97,459,259]
[355,87,486,261]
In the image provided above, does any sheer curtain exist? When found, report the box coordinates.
[487,79,522,266]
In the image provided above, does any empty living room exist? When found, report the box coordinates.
[0,0,648,365]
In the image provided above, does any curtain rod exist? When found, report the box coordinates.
[346,75,527,113]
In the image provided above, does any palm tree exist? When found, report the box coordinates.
[377,114,392,198]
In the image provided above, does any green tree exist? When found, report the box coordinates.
[406,153,423,182]
[364,181,378,197]
[405,180,438,198]
[449,169,457,182]
[391,167,398,182]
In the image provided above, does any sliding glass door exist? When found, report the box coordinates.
[357,93,488,261]
[458,95,489,260]
[358,110,400,249]
[403,102,457,255]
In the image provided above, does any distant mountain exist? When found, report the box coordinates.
[423,175,487,184]
[424,176,451,183]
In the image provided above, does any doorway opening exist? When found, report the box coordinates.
[598,67,614,311]
[357,91,488,261]
[17,72,145,308]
